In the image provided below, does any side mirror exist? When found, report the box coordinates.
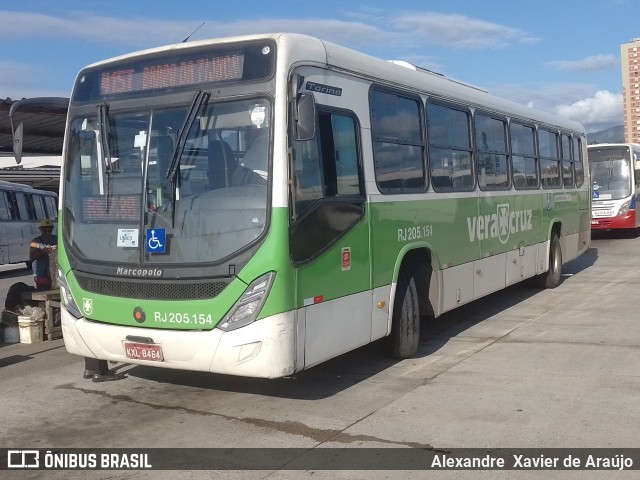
[12,122,23,164]
[294,93,316,141]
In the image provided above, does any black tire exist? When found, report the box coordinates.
[535,233,562,289]
[386,268,420,358]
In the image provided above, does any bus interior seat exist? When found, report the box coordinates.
[240,130,269,174]
[231,165,267,186]
[208,139,237,189]
[151,135,174,173]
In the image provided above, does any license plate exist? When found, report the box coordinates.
[124,342,164,362]
[593,211,612,217]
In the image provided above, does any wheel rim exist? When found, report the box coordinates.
[551,241,561,278]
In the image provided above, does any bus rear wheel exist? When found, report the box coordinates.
[535,233,562,289]
[386,268,420,358]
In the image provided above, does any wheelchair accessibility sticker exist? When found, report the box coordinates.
[146,228,166,253]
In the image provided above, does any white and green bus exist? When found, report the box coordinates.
[58,33,591,378]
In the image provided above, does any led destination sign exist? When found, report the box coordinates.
[100,54,244,95]
[72,41,275,102]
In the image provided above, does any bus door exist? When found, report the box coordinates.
[289,106,371,368]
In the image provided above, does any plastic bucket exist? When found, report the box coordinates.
[18,316,44,344]
[3,324,20,343]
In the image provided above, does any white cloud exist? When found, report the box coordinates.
[488,84,623,132]
[391,12,539,49]
[0,9,620,134]
[0,10,196,47]
[546,55,618,72]
[554,90,623,132]
[0,9,537,52]
[0,10,396,49]
[204,18,395,48]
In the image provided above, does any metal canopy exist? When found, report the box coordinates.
[0,97,68,191]
[0,97,69,160]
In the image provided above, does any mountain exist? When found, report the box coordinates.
[586,125,625,144]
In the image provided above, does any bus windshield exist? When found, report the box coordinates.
[589,146,632,200]
[63,97,270,266]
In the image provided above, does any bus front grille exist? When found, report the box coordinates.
[74,273,228,300]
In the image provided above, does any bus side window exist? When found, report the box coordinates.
[429,148,453,189]
[539,128,561,189]
[14,192,31,220]
[561,133,574,188]
[327,114,361,196]
[0,191,9,220]
[0,191,12,220]
[510,122,539,189]
[374,145,404,190]
[32,194,47,220]
[45,195,58,220]
[292,109,362,216]
[573,136,585,187]
[427,101,473,192]
[289,108,364,263]
[371,88,425,193]
[475,113,509,190]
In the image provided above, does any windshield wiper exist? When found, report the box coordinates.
[96,103,112,205]
[166,90,210,226]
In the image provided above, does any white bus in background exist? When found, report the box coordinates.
[589,143,640,232]
[0,180,58,266]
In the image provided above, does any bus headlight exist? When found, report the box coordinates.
[58,268,83,319]
[619,200,631,215]
[218,272,275,332]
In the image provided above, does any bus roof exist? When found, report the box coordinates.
[587,143,640,148]
[0,179,57,194]
[78,32,586,135]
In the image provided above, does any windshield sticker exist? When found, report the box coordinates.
[250,104,268,127]
[134,130,147,148]
[146,228,166,253]
[117,228,138,247]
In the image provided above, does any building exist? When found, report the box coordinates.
[621,38,640,143]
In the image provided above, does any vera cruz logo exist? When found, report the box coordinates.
[467,203,533,244]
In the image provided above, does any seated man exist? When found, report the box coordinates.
[29,219,57,290]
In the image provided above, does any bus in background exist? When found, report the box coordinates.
[57,33,591,378]
[0,180,58,267]
[589,143,640,232]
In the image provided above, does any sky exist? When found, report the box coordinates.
[0,0,637,133]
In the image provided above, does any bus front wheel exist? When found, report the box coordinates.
[536,233,562,289]
[386,268,420,358]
